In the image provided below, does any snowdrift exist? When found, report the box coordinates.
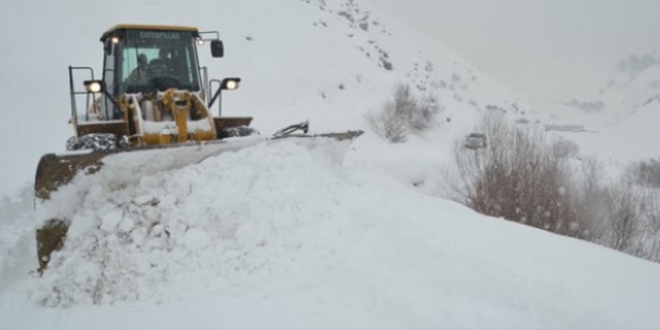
[33,137,356,305]
[2,139,660,329]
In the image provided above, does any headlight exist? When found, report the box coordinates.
[222,78,241,91]
[225,80,238,90]
[84,80,103,93]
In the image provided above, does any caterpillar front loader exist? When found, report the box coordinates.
[34,24,362,272]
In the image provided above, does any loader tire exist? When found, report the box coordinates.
[217,126,260,139]
[66,133,123,152]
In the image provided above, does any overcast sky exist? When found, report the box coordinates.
[369,0,660,103]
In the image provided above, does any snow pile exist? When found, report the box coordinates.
[32,139,363,306]
[0,188,37,290]
[3,136,659,328]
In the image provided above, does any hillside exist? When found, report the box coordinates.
[562,96,660,162]
[534,53,660,164]
[536,53,660,131]
[0,0,532,197]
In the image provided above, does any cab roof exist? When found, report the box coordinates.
[101,24,199,41]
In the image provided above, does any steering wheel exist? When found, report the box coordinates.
[148,76,181,91]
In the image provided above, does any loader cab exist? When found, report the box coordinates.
[76,24,225,121]
[68,25,228,125]
[101,25,205,96]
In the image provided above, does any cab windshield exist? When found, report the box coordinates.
[117,30,201,94]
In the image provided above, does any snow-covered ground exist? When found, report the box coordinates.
[1,0,660,329]
[4,137,660,330]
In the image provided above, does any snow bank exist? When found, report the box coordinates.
[0,138,652,329]
[31,139,362,306]
[0,188,38,291]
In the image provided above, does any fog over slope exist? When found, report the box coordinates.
[538,53,660,127]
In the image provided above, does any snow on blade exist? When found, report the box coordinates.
[31,137,358,306]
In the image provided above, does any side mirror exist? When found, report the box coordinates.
[84,80,104,93]
[211,40,224,58]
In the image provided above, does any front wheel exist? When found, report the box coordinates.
[66,133,128,152]
[217,126,260,139]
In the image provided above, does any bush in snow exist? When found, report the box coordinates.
[603,181,641,252]
[627,158,660,188]
[448,113,660,263]
[449,113,585,237]
[366,83,440,143]
[594,170,660,262]
[365,99,408,143]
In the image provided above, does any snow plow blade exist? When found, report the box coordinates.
[34,129,362,272]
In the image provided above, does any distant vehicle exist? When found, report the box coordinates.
[464,132,487,149]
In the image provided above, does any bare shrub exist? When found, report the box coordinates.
[551,138,580,159]
[627,158,660,188]
[563,159,660,262]
[367,84,440,143]
[637,193,660,262]
[450,113,583,236]
[391,84,417,132]
[603,166,660,261]
[407,93,441,133]
[569,157,609,241]
[446,113,660,264]
[605,182,640,252]
[365,101,407,143]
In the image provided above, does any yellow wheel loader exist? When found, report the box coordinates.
[34,24,362,273]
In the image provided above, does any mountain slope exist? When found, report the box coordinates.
[537,53,660,130]
[535,53,660,163]
[562,97,660,162]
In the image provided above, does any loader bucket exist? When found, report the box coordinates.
[35,136,267,201]
[34,130,363,272]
